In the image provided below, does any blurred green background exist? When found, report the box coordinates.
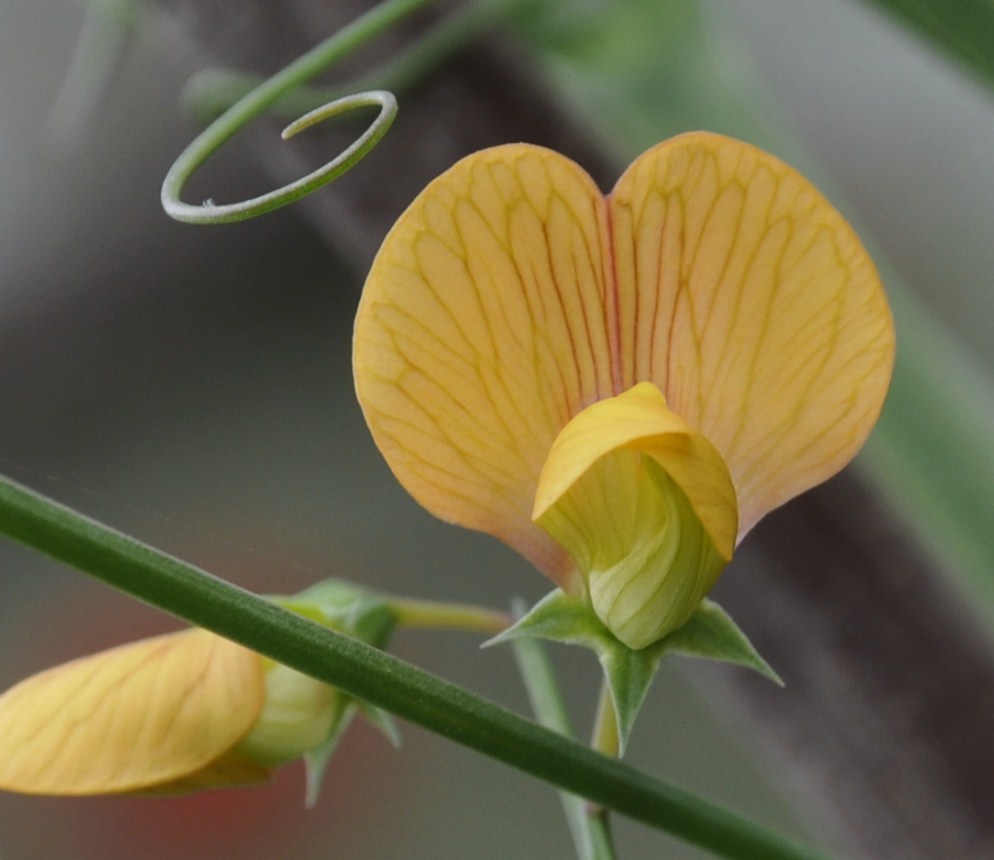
[0,1,992,858]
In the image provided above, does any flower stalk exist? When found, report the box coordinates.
[390,596,511,635]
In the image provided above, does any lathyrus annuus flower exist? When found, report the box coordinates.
[353,133,894,661]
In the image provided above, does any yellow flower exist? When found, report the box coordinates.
[354,132,894,649]
[0,628,336,795]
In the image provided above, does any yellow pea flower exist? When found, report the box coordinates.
[354,132,894,650]
[0,628,337,795]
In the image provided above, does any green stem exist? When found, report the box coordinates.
[584,678,621,843]
[510,609,617,860]
[391,596,511,634]
[0,473,830,860]
[46,0,145,150]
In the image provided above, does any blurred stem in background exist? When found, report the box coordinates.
[515,0,994,616]
[866,0,994,92]
[181,0,537,123]
[45,0,146,150]
[511,604,618,860]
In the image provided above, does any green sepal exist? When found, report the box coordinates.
[486,589,652,750]
[303,697,356,808]
[276,578,396,650]
[272,579,402,805]
[357,700,402,749]
[487,590,779,750]
[300,699,401,807]
[657,599,783,686]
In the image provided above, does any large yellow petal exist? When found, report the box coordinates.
[354,144,616,584]
[610,132,895,539]
[356,134,894,589]
[533,383,737,647]
[0,629,266,795]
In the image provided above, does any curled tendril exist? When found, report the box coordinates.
[161,0,536,225]
[161,0,432,225]
[163,91,397,225]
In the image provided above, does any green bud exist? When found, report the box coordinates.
[232,579,400,795]
[235,663,339,767]
[585,456,727,650]
[532,382,737,651]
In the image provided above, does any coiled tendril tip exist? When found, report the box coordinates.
[160,0,430,225]
[161,90,397,226]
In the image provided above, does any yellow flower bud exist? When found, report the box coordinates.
[0,628,343,796]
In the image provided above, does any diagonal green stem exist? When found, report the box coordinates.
[0,473,830,860]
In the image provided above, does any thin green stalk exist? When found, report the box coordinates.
[390,596,511,634]
[184,0,530,124]
[0,474,830,860]
[510,612,617,860]
[46,0,146,150]
[583,677,622,843]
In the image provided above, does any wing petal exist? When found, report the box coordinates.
[0,629,265,795]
